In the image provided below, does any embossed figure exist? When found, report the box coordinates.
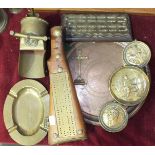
[120,74,141,99]
[106,108,119,127]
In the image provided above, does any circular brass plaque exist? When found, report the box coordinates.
[3,80,49,145]
[110,66,150,106]
[67,42,150,125]
[99,101,128,132]
[0,9,8,33]
[123,40,151,67]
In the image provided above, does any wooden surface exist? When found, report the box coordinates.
[34,8,155,15]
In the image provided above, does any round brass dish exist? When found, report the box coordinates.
[110,66,150,106]
[99,101,128,132]
[3,80,49,145]
[0,9,8,33]
[67,42,150,125]
[123,40,151,67]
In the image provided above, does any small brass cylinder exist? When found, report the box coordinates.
[19,16,49,78]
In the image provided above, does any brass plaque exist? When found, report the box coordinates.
[99,101,128,132]
[51,72,77,138]
[123,40,151,67]
[3,80,49,145]
[110,66,150,106]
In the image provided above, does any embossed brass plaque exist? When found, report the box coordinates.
[3,80,49,145]
[99,101,128,132]
[123,40,151,67]
[110,66,150,106]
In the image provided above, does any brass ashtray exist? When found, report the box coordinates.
[3,80,49,145]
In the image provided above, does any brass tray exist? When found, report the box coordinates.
[67,42,150,125]
[3,80,49,145]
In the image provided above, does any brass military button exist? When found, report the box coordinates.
[99,101,128,132]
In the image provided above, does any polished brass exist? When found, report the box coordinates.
[0,9,8,33]
[110,66,150,106]
[123,40,151,67]
[10,16,49,78]
[3,80,49,145]
[99,101,128,132]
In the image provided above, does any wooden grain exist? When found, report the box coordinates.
[34,8,155,15]
[47,27,87,145]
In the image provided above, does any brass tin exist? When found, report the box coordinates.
[20,16,48,50]
[67,42,150,125]
[99,101,128,132]
[3,80,49,145]
[110,66,150,106]
[123,40,151,67]
[11,16,49,78]
[0,9,8,33]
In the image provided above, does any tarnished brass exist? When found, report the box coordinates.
[10,15,49,78]
[62,14,133,41]
[0,9,8,33]
[67,42,150,125]
[110,66,150,106]
[99,101,128,132]
[123,40,151,67]
[3,80,49,145]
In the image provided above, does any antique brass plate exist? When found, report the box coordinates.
[123,40,151,67]
[110,66,150,106]
[0,9,8,33]
[67,42,150,125]
[3,80,49,145]
[99,101,128,132]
